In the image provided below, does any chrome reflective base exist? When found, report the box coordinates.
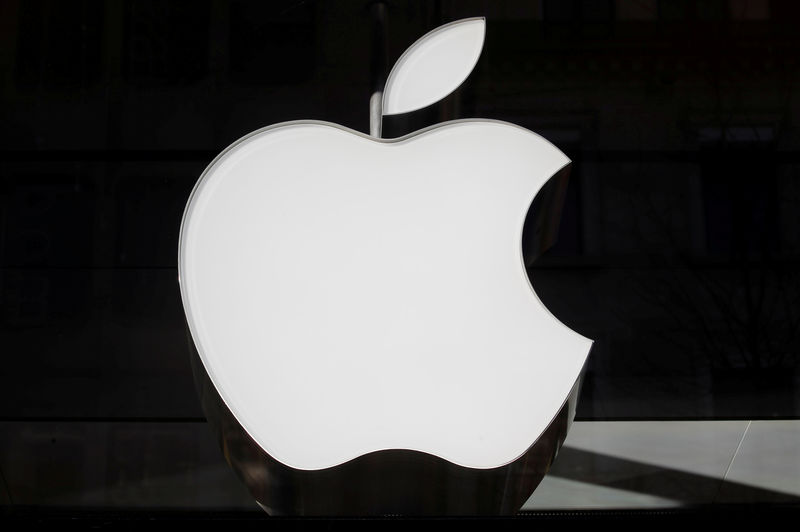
[190,338,585,515]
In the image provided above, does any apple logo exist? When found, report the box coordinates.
[179,18,592,515]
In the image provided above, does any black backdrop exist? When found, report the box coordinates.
[2,0,800,483]
[3,0,800,520]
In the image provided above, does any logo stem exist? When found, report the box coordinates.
[369,2,388,138]
[369,90,383,138]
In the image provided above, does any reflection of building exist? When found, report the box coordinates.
[0,0,798,515]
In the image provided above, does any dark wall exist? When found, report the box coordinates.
[1,0,799,430]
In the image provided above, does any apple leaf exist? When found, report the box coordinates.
[382,18,485,116]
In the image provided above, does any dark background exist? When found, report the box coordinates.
[1,0,799,513]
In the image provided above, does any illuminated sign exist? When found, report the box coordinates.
[179,18,591,514]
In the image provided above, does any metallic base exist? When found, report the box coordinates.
[190,339,585,515]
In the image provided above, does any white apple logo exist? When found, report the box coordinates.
[179,18,591,515]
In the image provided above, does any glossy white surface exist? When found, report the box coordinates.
[382,18,485,116]
[559,420,748,479]
[721,420,800,500]
[179,120,591,470]
[524,420,780,510]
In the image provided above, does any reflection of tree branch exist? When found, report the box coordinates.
[609,164,798,371]
[624,179,749,366]
[628,278,692,352]
[693,269,749,366]
[629,272,717,365]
